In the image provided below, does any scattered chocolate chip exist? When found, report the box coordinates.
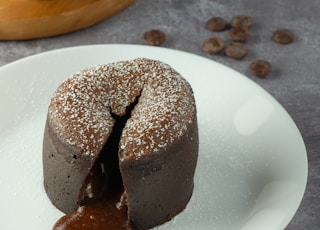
[272,29,294,44]
[229,26,250,42]
[225,42,248,60]
[249,60,272,77]
[205,17,228,32]
[143,29,166,46]
[231,15,253,28]
[202,37,225,54]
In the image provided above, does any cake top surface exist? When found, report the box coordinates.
[48,58,196,161]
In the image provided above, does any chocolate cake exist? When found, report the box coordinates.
[43,58,198,229]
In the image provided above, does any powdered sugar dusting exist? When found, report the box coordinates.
[48,58,196,160]
[119,60,196,161]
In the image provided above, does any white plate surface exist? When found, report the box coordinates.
[0,44,307,230]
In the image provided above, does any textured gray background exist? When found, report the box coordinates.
[0,0,319,229]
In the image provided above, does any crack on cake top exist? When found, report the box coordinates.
[48,58,196,160]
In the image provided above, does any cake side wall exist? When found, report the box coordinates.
[119,119,199,230]
[43,119,95,213]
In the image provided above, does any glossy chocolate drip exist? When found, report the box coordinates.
[53,175,128,230]
[79,161,107,206]
[53,98,139,230]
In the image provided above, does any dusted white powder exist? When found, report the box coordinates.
[48,58,196,160]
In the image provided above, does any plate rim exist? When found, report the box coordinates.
[0,44,308,230]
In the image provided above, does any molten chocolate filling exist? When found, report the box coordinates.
[53,100,139,230]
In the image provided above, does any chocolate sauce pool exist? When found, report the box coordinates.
[53,160,130,230]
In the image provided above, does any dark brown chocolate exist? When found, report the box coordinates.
[53,190,129,230]
[120,119,198,229]
[53,159,130,230]
[43,59,199,230]
[43,118,95,213]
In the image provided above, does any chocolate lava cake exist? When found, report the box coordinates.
[42,58,198,230]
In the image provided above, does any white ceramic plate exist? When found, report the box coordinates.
[0,45,307,230]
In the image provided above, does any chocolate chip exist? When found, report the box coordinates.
[249,60,272,77]
[225,42,248,60]
[143,29,166,46]
[205,17,228,32]
[272,29,294,44]
[231,15,253,28]
[228,26,250,42]
[202,37,225,54]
